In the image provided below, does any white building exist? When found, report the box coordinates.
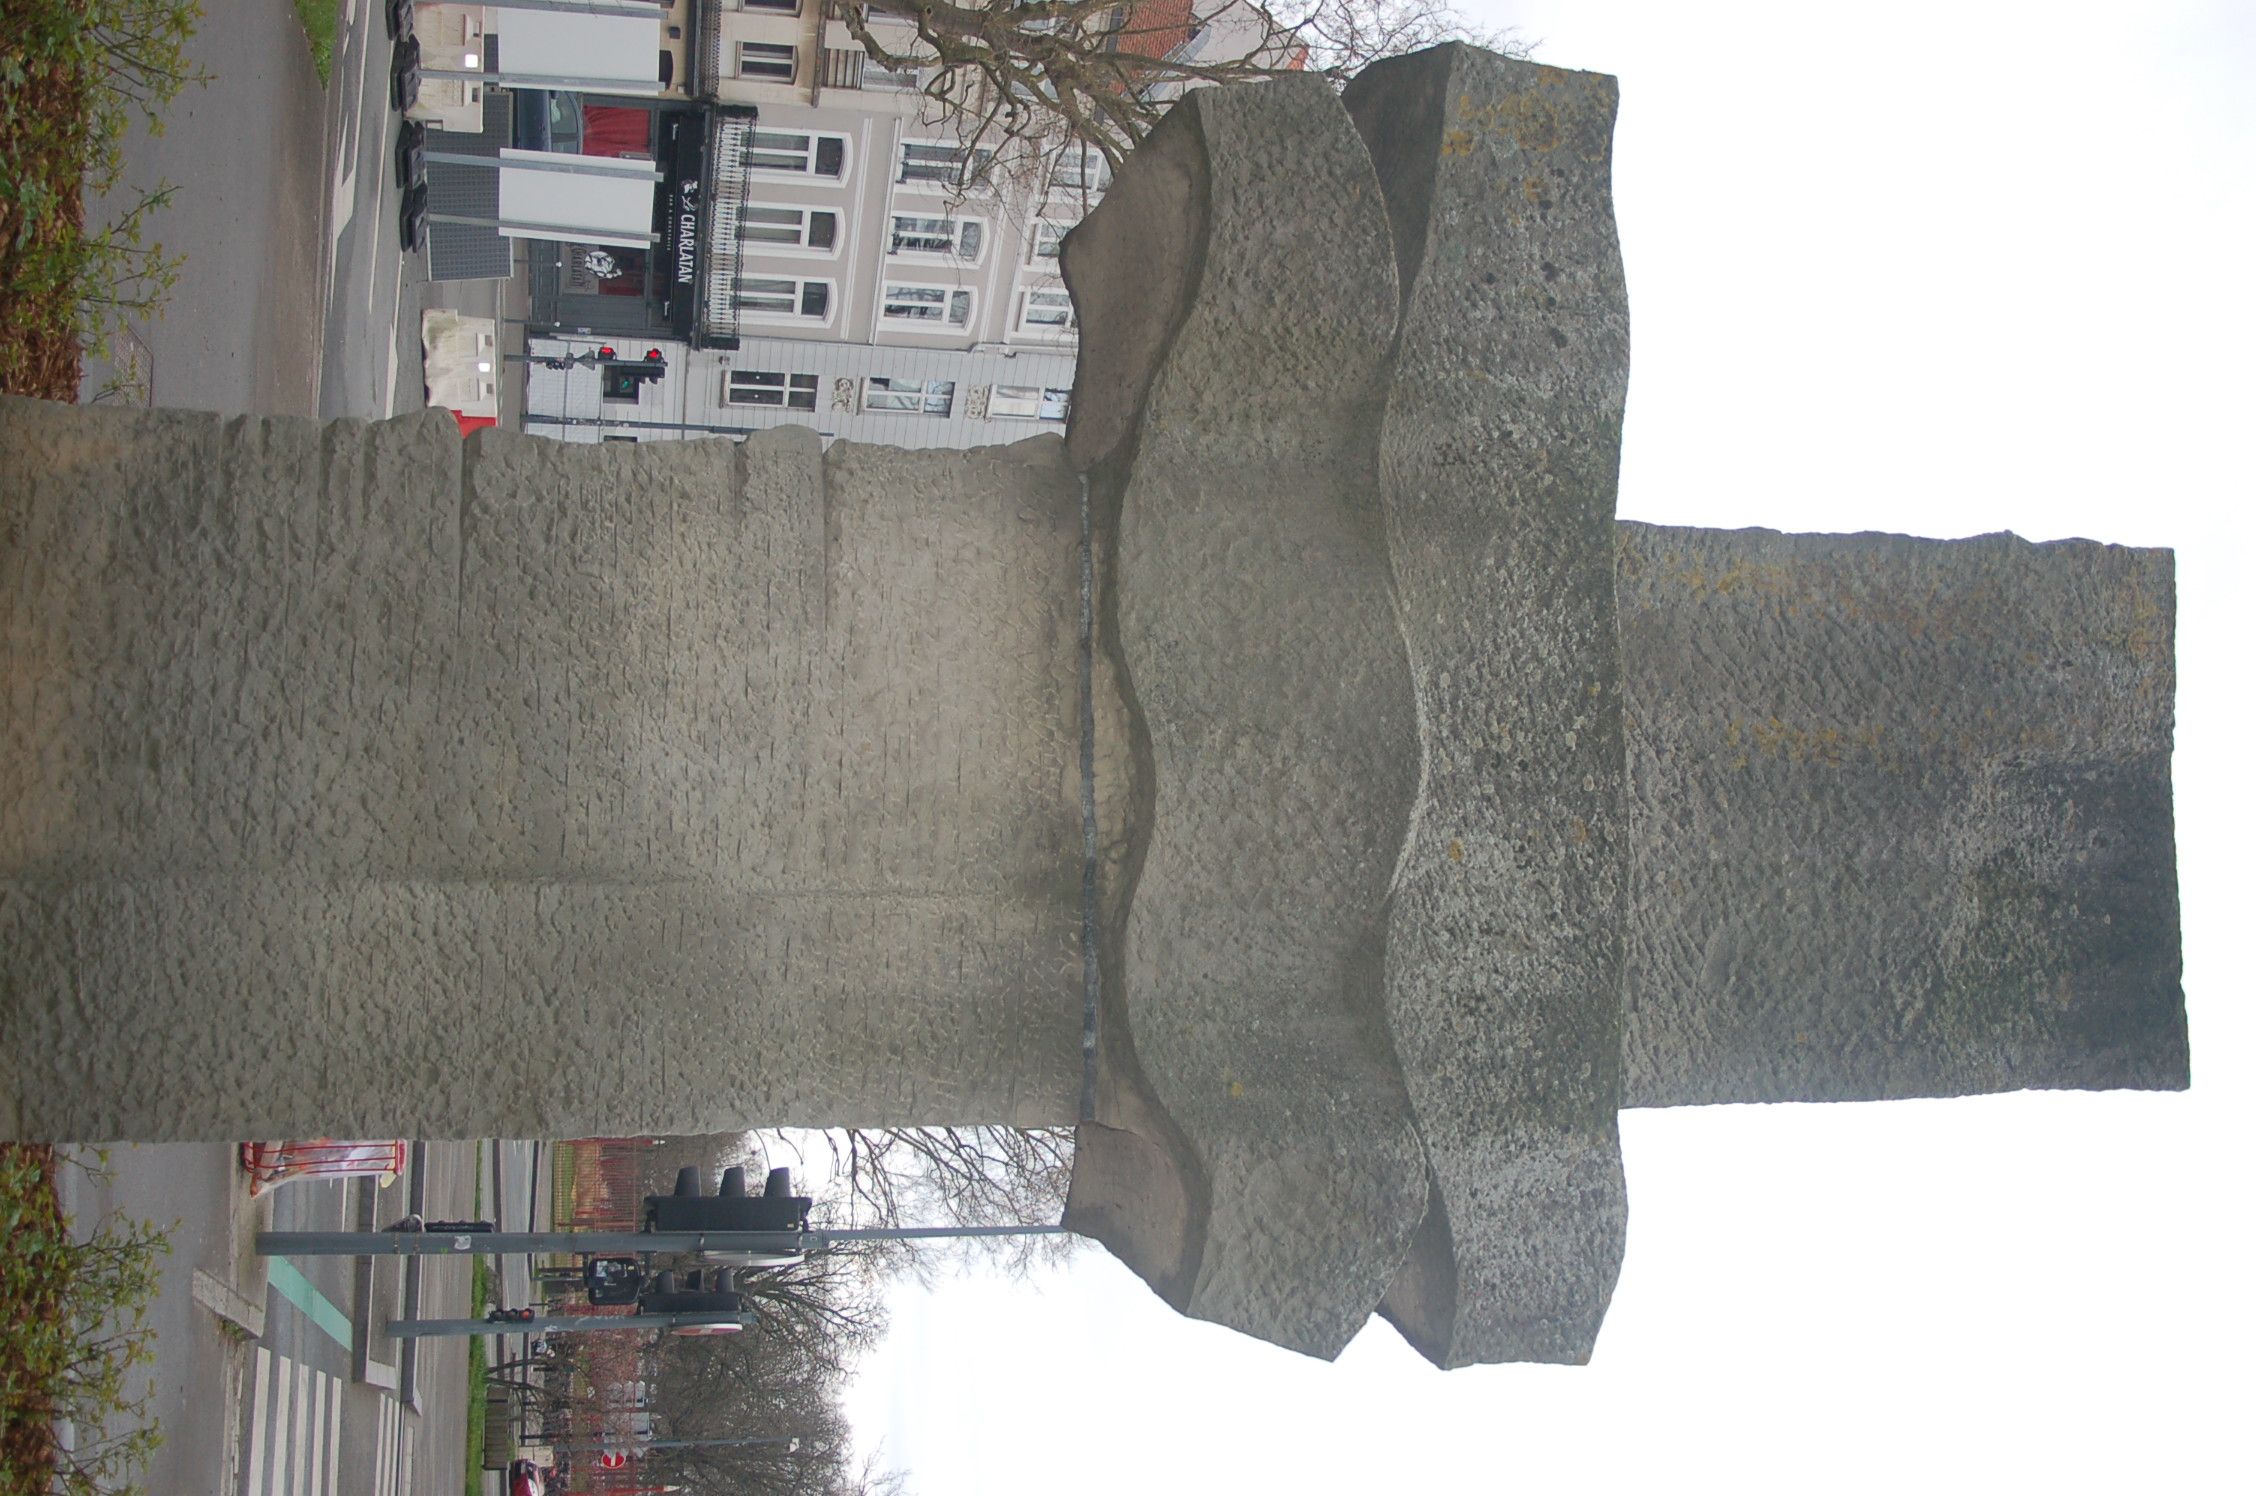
[522,0,1272,447]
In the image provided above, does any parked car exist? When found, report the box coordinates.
[507,1458,547,1496]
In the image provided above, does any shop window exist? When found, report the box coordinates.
[1049,145,1111,195]
[738,41,797,82]
[880,282,973,329]
[897,140,996,191]
[739,205,838,251]
[989,385,1072,421]
[1028,219,1070,264]
[888,213,985,263]
[1012,287,1077,337]
[728,370,819,410]
[744,129,848,179]
[733,276,834,322]
[863,377,956,415]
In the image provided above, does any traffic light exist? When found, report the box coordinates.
[639,348,667,382]
[597,345,617,361]
[643,1164,812,1234]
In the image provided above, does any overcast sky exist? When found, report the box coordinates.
[846,3,2254,1490]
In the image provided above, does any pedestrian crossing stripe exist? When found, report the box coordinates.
[245,1346,409,1496]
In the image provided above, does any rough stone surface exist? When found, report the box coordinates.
[1616,523,2187,1104]
[0,398,1086,1140]
[0,45,2191,1374]
[1061,77,1430,1361]
[1347,45,1632,1368]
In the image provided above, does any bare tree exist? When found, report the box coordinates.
[837,0,1524,182]
[755,1126,1077,1281]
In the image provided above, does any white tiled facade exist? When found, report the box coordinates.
[521,332,1074,447]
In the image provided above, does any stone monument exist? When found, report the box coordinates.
[0,46,2184,1369]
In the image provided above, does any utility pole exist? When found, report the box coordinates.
[256,1224,1065,1259]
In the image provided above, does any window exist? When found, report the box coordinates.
[1013,287,1077,337]
[1028,219,1070,264]
[739,204,837,251]
[733,276,834,322]
[896,140,996,190]
[1049,146,1111,194]
[888,213,984,263]
[601,434,639,443]
[989,385,1071,421]
[738,41,797,81]
[880,282,973,328]
[739,0,798,9]
[863,377,956,416]
[743,129,847,178]
[727,370,819,410]
[861,56,923,91]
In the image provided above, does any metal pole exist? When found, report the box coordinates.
[471,0,665,17]
[541,1434,801,1454]
[524,414,776,438]
[425,150,660,180]
[503,353,665,370]
[426,211,660,245]
[388,1311,748,1338]
[418,68,669,95]
[259,1223,1068,1258]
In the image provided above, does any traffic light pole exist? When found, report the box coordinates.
[256,1223,1066,1259]
[390,1311,751,1339]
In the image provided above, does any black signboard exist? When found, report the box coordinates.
[660,112,709,341]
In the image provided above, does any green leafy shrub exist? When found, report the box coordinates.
[0,0,208,397]
[0,1147,172,1496]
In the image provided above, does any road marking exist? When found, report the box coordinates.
[266,1258,355,1350]
[291,1360,312,1496]
[308,1369,329,1496]
[247,1348,274,1496]
[266,1355,292,1496]
[240,1351,348,1496]
[374,1393,397,1494]
[383,255,407,413]
[325,1378,342,1496]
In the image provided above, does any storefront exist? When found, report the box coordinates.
[527,102,725,344]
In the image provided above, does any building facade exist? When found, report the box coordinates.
[523,1,1120,446]
[521,0,1280,447]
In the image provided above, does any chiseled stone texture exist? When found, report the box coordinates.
[0,397,1087,1140]
[1347,45,1632,1368]
[1616,523,2187,1105]
[1061,77,1430,1360]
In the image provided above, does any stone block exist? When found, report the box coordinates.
[1616,523,2187,1105]
[1348,43,1633,1368]
[1062,76,1430,1360]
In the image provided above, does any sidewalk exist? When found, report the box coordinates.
[75,0,325,415]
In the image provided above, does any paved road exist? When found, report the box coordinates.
[318,0,428,420]
[241,1144,479,1496]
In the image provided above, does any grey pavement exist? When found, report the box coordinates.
[76,0,326,415]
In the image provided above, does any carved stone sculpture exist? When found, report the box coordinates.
[0,46,2184,1368]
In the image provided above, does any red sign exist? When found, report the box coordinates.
[596,1451,629,1470]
